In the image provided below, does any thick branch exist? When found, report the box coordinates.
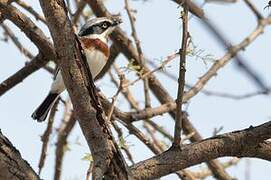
[0,1,56,96]
[0,1,55,60]
[130,121,271,179]
[0,130,40,180]
[38,0,129,179]
[87,2,233,178]
[100,98,233,179]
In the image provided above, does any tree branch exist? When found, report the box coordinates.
[173,4,188,146]
[87,2,232,176]
[171,0,204,18]
[0,0,56,96]
[38,100,58,174]
[116,17,271,123]
[54,100,76,180]
[38,0,129,179]
[0,1,55,60]
[13,0,46,23]
[130,121,271,179]
[0,53,47,96]
[0,130,40,180]
[184,17,271,102]
[124,0,151,109]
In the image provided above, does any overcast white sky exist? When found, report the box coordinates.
[1,0,271,179]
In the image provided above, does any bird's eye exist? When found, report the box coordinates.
[101,22,108,29]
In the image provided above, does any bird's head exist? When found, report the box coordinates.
[78,17,122,43]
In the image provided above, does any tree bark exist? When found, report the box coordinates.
[130,121,271,179]
[38,1,129,179]
[0,130,40,180]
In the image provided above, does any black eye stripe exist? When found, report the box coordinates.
[80,27,94,36]
[79,21,112,36]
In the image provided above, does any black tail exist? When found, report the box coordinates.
[31,93,59,122]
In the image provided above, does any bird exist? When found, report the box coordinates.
[31,17,122,122]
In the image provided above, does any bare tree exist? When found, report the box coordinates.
[0,0,270,179]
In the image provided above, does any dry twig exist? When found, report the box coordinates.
[14,0,46,23]
[173,4,189,147]
[54,100,76,180]
[38,99,59,174]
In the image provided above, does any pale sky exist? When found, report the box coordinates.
[1,0,271,179]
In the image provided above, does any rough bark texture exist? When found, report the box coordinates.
[86,1,233,179]
[0,1,55,59]
[99,94,271,179]
[130,121,271,179]
[0,0,271,179]
[0,130,40,180]
[38,1,129,179]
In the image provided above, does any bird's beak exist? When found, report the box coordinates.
[111,16,122,27]
[104,16,122,37]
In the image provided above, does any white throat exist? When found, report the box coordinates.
[85,34,107,43]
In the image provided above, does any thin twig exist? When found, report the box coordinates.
[108,70,194,178]
[143,122,164,152]
[107,74,124,122]
[184,17,271,102]
[147,58,179,81]
[124,0,151,108]
[173,5,189,147]
[243,0,263,20]
[119,120,161,155]
[202,18,269,93]
[14,0,46,23]
[112,65,139,110]
[54,100,76,180]
[199,88,271,100]
[146,120,174,141]
[38,99,59,174]
[1,23,54,74]
[72,0,87,25]
[205,0,238,3]
[1,23,34,59]
[112,121,135,165]
[192,158,240,179]
[123,52,179,88]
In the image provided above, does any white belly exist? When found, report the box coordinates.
[50,50,107,93]
[85,48,107,78]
